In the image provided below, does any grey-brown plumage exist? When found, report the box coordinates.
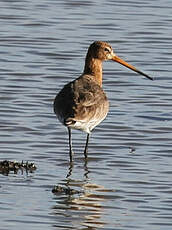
[54,41,153,162]
[54,74,109,133]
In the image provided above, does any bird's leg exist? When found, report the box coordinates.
[68,127,74,162]
[84,133,90,159]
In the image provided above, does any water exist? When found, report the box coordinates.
[0,0,172,229]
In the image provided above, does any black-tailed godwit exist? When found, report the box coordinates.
[54,41,153,162]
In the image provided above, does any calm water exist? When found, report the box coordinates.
[1,0,172,229]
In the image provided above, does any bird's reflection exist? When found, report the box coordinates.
[51,160,108,229]
[66,159,89,179]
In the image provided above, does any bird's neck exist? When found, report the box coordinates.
[83,57,103,87]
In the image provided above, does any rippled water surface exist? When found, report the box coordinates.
[1,0,172,229]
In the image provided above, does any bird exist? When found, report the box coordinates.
[54,41,153,162]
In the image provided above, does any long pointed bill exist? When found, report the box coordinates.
[112,55,153,81]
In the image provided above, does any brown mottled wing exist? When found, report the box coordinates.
[54,81,75,124]
[73,76,109,120]
[54,75,109,125]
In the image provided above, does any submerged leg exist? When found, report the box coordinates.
[84,133,90,159]
[68,127,74,162]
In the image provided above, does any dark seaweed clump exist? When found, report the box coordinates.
[52,185,82,195]
[0,160,37,175]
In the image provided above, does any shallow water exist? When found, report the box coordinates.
[1,0,172,229]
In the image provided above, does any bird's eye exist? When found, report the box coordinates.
[104,47,110,52]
